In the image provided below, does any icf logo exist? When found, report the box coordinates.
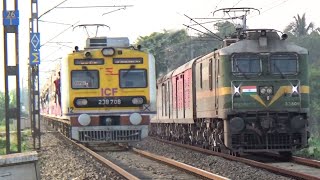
[101,88,118,96]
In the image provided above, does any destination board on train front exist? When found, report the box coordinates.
[74,59,104,65]
[113,58,143,64]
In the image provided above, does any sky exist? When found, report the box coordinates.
[0,0,319,92]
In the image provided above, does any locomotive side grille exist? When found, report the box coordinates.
[231,133,302,150]
[79,130,141,142]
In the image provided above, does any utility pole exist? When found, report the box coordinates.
[2,0,21,153]
[29,0,41,150]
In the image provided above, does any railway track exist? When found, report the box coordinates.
[96,145,229,180]
[55,132,228,179]
[154,138,320,180]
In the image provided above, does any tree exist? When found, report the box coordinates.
[136,30,190,76]
[309,67,320,137]
[284,13,314,37]
[9,90,17,109]
[0,92,4,122]
[215,21,236,38]
[136,28,227,76]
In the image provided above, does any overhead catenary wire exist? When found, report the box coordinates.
[39,20,74,26]
[184,14,223,41]
[183,24,222,41]
[232,0,244,8]
[248,0,289,19]
[38,0,69,19]
[102,7,126,16]
[40,21,80,47]
[215,0,290,32]
[189,16,242,26]
[56,5,133,9]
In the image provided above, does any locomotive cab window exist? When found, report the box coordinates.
[270,54,298,75]
[71,70,99,89]
[232,54,261,76]
[120,69,147,88]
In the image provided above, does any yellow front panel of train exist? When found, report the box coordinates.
[67,48,150,111]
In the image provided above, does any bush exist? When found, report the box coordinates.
[295,137,320,160]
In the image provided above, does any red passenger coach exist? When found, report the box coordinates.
[155,57,202,125]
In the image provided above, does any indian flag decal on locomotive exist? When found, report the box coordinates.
[240,86,257,94]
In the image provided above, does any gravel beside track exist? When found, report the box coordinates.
[38,130,124,180]
[132,137,294,180]
[99,151,202,179]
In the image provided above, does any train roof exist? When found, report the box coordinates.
[172,56,203,77]
[85,37,130,49]
[219,31,308,55]
[157,70,175,84]
[157,56,203,83]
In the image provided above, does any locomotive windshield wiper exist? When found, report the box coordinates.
[86,71,95,80]
[235,64,249,79]
[123,65,135,77]
[273,63,286,79]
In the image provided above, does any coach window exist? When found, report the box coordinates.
[120,69,147,88]
[232,54,261,76]
[270,53,298,75]
[71,70,99,89]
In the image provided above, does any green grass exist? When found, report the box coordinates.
[295,137,320,160]
[0,121,32,155]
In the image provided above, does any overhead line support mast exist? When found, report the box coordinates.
[2,0,21,153]
[29,0,41,150]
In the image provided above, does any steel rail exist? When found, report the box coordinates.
[56,129,139,180]
[154,138,320,180]
[132,147,229,180]
[257,152,320,169]
[292,156,320,169]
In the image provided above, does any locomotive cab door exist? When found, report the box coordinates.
[215,59,219,111]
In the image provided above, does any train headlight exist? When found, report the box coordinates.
[84,51,92,58]
[78,114,91,126]
[132,97,144,105]
[101,48,115,56]
[229,117,245,133]
[260,87,267,95]
[104,117,112,125]
[266,87,273,94]
[259,86,273,95]
[75,99,88,106]
[129,113,142,125]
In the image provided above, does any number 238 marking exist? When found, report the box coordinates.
[98,99,121,105]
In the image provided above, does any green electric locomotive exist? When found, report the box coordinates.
[152,29,309,156]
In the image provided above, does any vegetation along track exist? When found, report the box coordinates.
[154,138,320,180]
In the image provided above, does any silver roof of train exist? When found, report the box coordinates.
[220,31,308,55]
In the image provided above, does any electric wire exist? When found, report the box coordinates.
[40,21,80,47]
[38,20,73,26]
[56,5,133,9]
[38,0,69,19]
[184,14,223,41]
[183,24,222,41]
